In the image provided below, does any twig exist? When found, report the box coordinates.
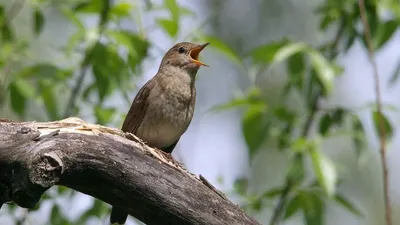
[268,180,293,225]
[328,18,346,59]
[63,57,90,117]
[63,0,111,117]
[358,1,391,225]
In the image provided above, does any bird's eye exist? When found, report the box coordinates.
[178,47,185,54]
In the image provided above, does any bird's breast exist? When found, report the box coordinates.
[136,83,196,149]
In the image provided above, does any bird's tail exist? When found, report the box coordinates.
[110,206,128,225]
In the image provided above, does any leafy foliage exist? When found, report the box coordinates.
[211,0,399,224]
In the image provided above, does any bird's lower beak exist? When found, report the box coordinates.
[189,43,210,67]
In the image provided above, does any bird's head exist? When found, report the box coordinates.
[159,42,209,75]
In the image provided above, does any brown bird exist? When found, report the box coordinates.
[110,42,209,225]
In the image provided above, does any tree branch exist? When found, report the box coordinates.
[0,117,260,225]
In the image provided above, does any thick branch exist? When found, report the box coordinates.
[0,117,259,225]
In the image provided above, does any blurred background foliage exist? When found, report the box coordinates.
[0,0,400,225]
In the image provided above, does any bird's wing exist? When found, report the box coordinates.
[121,78,156,133]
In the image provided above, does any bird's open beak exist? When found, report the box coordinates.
[189,43,210,67]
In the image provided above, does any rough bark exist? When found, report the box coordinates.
[0,117,260,225]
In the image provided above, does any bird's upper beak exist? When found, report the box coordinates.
[189,43,210,67]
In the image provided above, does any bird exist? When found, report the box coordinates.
[110,42,210,225]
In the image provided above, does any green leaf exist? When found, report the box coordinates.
[108,30,149,57]
[91,43,129,101]
[0,6,14,42]
[274,107,295,122]
[165,0,180,21]
[334,194,363,217]
[286,51,305,91]
[319,16,331,30]
[316,4,340,30]
[13,79,36,98]
[18,64,72,81]
[94,105,116,124]
[277,124,293,149]
[33,9,45,36]
[0,84,6,106]
[250,198,263,212]
[126,35,149,72]
[50,204,61,224]
[318,108,346,136]
[110,2,132,19]
[39,80,59,120]
[319,114,332,136]
[211,88,262,112]
[6,78,34,116]
[65,30,85,56]
[73,0,103,13]
[92,66,110,101]
[248,40,288,64]
[274,42,308,64]
[344,30,357,51]
[233,177,248,196]
[199,35,241,65]
[308,50,335,95]
[242,102,269,158]
[50,204,70,225]
[291,138,311,153]
[76,199,108,224]
[9,82,26,115]
[1,23,13,42]
[300,191,324,225]
[288,52,305,74]
[262,188,283,198]
[373,20,398,49]
[157,19,178,37]
[388,59,400,87]
[61,7,85,30]
[287,154,305,183]
[107,30,149,73]
[351,114,366,158]
[309,148,337,197]
[331,108,345,122]
[284,194,302,219]
[91,44,111,101]
[372,111,393,143]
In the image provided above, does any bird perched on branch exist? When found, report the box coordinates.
[110,42,210,225]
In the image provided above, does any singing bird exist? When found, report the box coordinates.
[110,42,210,225]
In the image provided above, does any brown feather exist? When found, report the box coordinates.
[121,78,156,133]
